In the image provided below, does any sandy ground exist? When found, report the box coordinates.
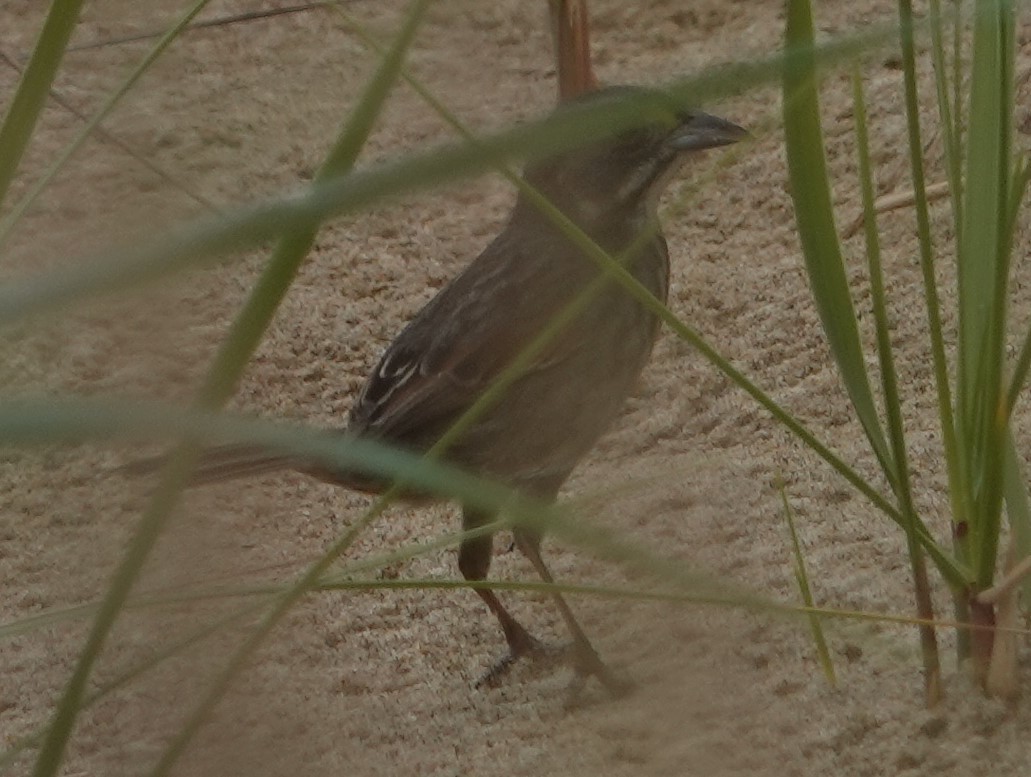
[3,0,1031,775]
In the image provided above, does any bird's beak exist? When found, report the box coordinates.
[667,112,749,153]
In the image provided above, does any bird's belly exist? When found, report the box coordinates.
[448,296,659,492]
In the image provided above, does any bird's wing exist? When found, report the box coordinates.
[352,313,565,443]
[349,241,577,443]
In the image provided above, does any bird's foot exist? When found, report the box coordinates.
[474,633,564,689]
[564,642,634,705]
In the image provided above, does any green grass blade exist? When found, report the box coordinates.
[853,64,941,697]
[0,32,957,590]
[0,92,700,325]
[0,599,267,771]
[957,0,1014,588]
[851,66,914,542]
[0,0,84,211]
[952,0,964,156]
[29,449,199,777]
[778,479,836,686]
[0,37,902,329]
[928,0,964,237]
[196,0,431,408]
[343,7,973,588]
[30,4,432,774]
[0,0,214,248]
[0,395,537,518]
[898,0,967,574]
[783,0,896,490]
[146,4,435,771]
[0,51,218,214]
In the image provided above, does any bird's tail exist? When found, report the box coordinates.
[120,443,304,484]
[120,442,398,495]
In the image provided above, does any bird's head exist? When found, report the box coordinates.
[519,86,747,230]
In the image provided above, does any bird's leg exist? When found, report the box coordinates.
[459,509,544,686]
[513,527,632,699]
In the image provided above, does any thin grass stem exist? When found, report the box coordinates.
[778,479,836,686]
[0,0,84,211]
[0,0,214,249]
[852,65,941,702]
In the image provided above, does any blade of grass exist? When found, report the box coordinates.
[0,598,267,771]
[0,0,84,210]
[0,25,949,585]
[0,30,968,590]
[30,3,431,774]
[357,2,964,587]
[147,3,439,771]
[0,505,742,645]
[66,1,330,52]
[2,394,677,605]
[30,446,202,777]
[0,0,215,249]
[0,89,713,324]
[977,0,1016,593]
[780,0,963,598]
[898,0,971,660]
[952,0,964,155]
[777,478,836,686]
[0,396,519,509]
[8,551,1021,772]
[853,65,940,701]
[783,0,896,493]
[957,0,1014,590]
[0,393,955,631]
[928,0,964,237]
[0,34,902,328]
[0,48,218,214]
[997,152,1031,606]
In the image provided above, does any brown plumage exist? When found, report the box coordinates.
[133,86,746,695]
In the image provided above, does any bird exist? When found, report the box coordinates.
[132,85,747,696]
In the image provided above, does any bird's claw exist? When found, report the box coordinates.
[566,643,634,704]
[475,637,633,701]
[474,636,564,689]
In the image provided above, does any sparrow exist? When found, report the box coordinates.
[133,85,746,696]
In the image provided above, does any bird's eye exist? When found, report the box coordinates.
[605,128,664,166]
